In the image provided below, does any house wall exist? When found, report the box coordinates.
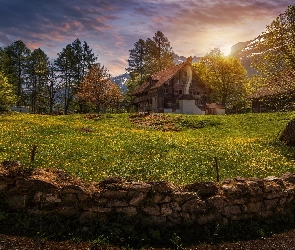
[132,64,209,114]
[10,106,30,113]
[179,100,204,114]
[216,108,226,115]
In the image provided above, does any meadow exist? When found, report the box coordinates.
[0,112,295,185]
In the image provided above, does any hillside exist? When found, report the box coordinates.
[0,112,294,185]
[229,40,257,77]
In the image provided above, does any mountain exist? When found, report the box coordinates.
[173,53,201,64]
[229,41,257,77]
[111,73,130,93]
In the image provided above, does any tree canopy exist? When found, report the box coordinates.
[126,31,174,95]
[193,48,248,110]
[77,64,123,112]
[0,72,17,111]
[0,38,122,114]
[247,5,295,79]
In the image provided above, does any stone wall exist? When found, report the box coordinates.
[1,161,295,227]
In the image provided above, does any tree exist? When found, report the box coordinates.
[126,38,146,84]
[26,48,50,113]
[193,48,248,110]
[146,31,174,74]
[77,64,123,113]
[0,72,17,111]
[55,39,97,114]
[55,44,76,114]
[248,5,295,78]
[126,31,174,95]
[0,40,30,105]
[47,62,62,114]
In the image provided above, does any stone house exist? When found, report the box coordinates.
[131,57,211,114]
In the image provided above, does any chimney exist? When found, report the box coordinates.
[187,56,193,64]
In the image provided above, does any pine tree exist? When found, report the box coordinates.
[126,31,174,95]
[26,48,50,113]
[126,38,146,84]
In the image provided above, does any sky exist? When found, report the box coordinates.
[0,0,294,76]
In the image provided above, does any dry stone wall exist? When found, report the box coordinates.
[1,161,295,227]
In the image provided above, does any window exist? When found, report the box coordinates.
[179,90,183,95]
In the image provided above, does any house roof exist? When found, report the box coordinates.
[131,62,186,95]
[206,103,226,109]
[131,58,209,95]
[249,70,295,99]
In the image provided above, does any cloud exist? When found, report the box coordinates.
[0,0,294,75]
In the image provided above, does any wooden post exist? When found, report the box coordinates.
[31,145,37,162]
[214,156,220,182]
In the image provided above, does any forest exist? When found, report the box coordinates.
[1,5,295,114]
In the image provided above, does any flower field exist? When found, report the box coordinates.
[0,112,295,185]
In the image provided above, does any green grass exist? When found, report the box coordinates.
[0,112,295,185]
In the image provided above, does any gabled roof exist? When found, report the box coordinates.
[131,62,186,95]
[131,59,209,95]
[149,62,186,90]
[249,70,295,99]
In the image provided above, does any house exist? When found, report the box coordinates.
[10,106,30,113]
[250,70,295,112]
[131,57,211,114]
[205,103,226,115]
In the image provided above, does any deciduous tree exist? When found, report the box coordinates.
[77,64,123,113]
[247,5,295,78]
[193,48,248,110]
[0,72,17,111]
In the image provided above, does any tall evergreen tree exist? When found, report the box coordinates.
[47,62,61,114]
[126,31,174,95]
[0,40,30,105]
[126,38,146,84]
[26,48,50,113]
[55,39,97,114]
[55,44,76,114]
[146,31,174,73]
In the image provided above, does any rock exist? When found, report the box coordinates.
[98,176,122,188]
[148,181,175,193]
[183,182,218,198]
[279,118,295,146]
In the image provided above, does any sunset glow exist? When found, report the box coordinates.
[0,0,293,76]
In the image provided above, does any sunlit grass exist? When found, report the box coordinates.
[0,112,295,185]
